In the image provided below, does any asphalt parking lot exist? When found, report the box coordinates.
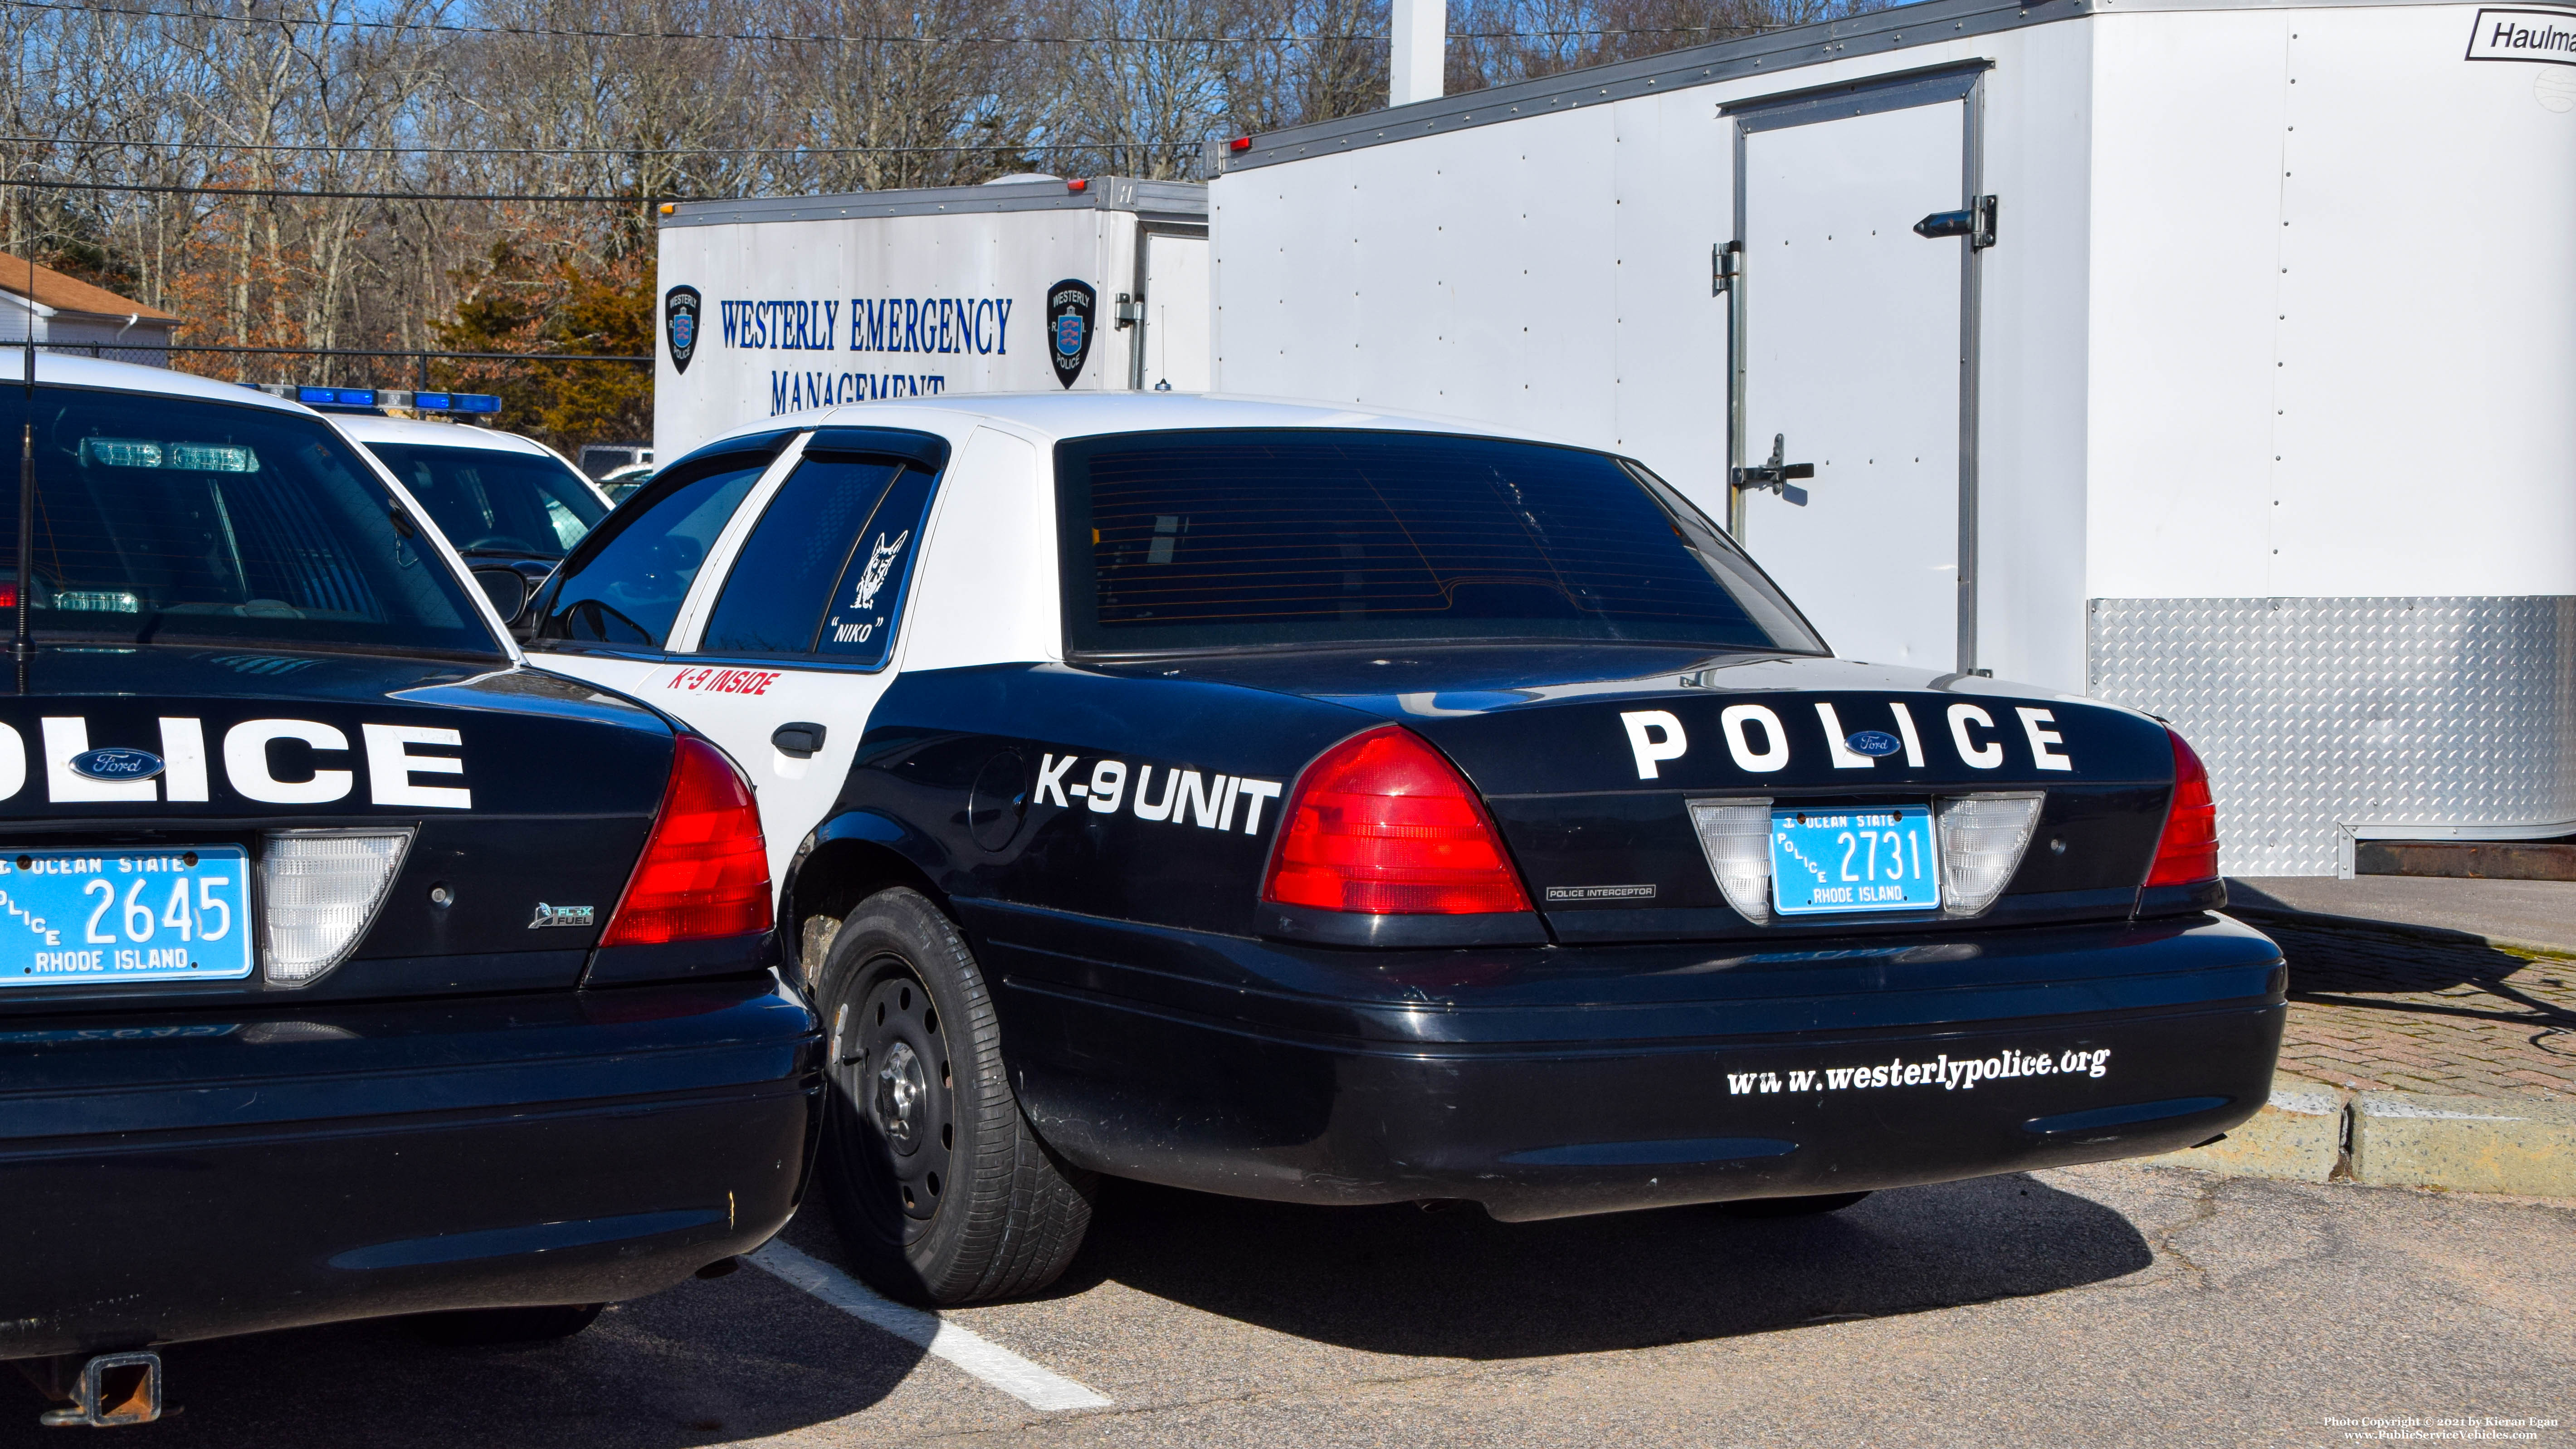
[7,1165,2567,1448]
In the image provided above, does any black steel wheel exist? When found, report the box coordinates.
[814,887,1095,1305]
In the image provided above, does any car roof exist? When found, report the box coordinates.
[0,351,321,416]
[328,414,557,455]
[691,391,1580,455]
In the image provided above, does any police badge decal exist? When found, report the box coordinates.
[1046,279,1096,388]
[664,285,702,374]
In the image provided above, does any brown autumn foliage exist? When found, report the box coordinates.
[0,0,1851,453]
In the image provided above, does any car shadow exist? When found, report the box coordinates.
[0,1268,923,1449]
[1059,1171,2154,1360]
[2230,901,2576,1033]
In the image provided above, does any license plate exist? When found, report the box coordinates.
[0,847,254,988]
[1770,806,1940,917]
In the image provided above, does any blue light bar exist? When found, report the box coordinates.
[450,393,501,415]
[295,385,378,408]
[410,391,451,410]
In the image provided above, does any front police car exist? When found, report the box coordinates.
[0,357,815,1421]
[522,395,2281,1309]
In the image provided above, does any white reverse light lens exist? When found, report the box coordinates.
[1688,798,1773,924]
[1935,794,2044,918]
[261,829,412,985]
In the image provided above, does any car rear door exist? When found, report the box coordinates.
[630,428,952,893]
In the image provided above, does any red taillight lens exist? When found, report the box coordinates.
[1262,726,1532,916]
[602,735,773,945]
[2145,727,2219,887]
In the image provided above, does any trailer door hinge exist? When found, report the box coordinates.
[1731,432,1815,494]
[1712,239,1743,295]
[1114,293,1144,328]
[1913,195,1999,250]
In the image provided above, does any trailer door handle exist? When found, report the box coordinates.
[1914,195,1999,250]
[1732,434,1815,494]
[772,722,827,758]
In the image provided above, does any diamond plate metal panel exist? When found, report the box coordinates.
[2087,598,2576,876]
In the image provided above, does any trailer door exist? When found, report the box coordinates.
[1140,231,1211,392]
[1728,68,1989,673]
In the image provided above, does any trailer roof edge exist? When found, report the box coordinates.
[661,176,1208,229]
[1211,0,2442,174]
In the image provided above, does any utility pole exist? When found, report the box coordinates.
[1391,0,1445,107]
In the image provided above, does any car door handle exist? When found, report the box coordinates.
[772,722,827,758]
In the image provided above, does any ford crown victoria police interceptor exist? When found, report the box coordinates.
[523,394,2280,1307]
[0,356,814,1424]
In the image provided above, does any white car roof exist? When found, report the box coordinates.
[685,391,1579,457]
[328,414,559,456]
[0,351,319,416]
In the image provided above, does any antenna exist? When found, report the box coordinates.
[15,175,35,694]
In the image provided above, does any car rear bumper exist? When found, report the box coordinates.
[968,903,2285,1221]
[0,975,821,1361]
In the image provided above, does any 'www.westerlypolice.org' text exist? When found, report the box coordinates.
[1725,1047,2113,1096]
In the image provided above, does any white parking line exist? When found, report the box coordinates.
[748,1239,1113,1412]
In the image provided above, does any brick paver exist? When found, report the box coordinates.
[2261,918,2576,1101]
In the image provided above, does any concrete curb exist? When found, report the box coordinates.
[2225,902,2573,961]
[2145,1072,2576,1199]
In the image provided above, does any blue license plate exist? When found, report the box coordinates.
[0,846,254,988]
[1770,806,1940,917]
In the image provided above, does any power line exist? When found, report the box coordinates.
[2,174,661,201]
[0,0,1777,47]
[0,134,1198,157]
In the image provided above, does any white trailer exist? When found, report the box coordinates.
[1207,0,2576,876]
[654,176,1210,456]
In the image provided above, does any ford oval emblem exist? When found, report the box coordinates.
[71,747,165,782]
[1845,730,1904,758]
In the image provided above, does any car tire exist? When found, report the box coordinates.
[814,886,1095,1306]
[404,1303,605,1346]
[1713,1191,1873,1219]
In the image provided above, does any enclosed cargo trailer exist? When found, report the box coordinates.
[655,176,1209,456]
[1206,0,2576,875]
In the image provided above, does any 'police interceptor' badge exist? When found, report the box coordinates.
[1046,279,1096,388]
[664,285,702,374]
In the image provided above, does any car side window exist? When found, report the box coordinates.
[698,458,906,654]
[531,451,772,647]
[810,465,939,669]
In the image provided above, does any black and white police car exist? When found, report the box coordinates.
[0,356,814,1425]
[522,394,2282,1307]
[324,410,614,610]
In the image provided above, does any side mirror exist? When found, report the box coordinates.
[471,566,531,626]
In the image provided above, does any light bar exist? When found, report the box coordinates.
[260,829,412,985]
[1687,798,1773,924]
[251,383,501,416]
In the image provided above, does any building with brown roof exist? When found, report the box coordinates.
[0,254,181,366]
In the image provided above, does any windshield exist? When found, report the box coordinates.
[1055,429,1825,656]
[0,385,500,655]
[365,439,608,560]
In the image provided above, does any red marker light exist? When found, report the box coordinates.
[1066,178,1088,193]
[1229,136,1252,152]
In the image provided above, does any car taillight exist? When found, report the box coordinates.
[602,735,773,945]
[2145,727,2219,887]
[1262,726,1531,916]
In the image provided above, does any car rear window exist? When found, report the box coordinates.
[0,385,498,656]
[365,440,607,561]
[1055,429,1824,656]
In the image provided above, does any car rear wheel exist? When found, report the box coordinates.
[1713,1191,1873,1219]
[814,887,1095,1305]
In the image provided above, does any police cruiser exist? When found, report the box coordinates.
[522,394,2282,1307]
[0,356,812,1425]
